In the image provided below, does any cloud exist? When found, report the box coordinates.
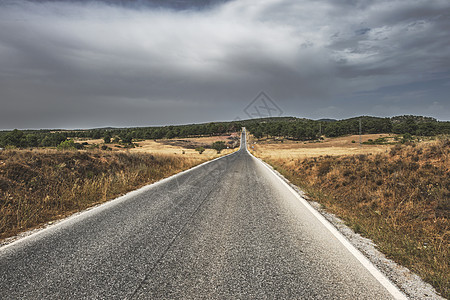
[0,0,449,129]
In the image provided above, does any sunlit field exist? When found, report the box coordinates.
[250,134,396,159]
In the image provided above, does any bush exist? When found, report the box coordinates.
[195,147,205,154]
[402,133,413,143]
[57,140,79,151]
[317,161,331,176]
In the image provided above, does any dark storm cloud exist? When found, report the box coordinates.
[0,0,449,129]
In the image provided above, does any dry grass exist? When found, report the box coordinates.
[251,134,395,159]
[131,138,235,158]
[0,149,214,241]
[73,138,104,144]
[74,135,238,157]
[254,139,449,298]
[180,133,240,144]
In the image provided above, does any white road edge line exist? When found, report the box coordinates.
[245,146,408,300]
[0,150,238,252]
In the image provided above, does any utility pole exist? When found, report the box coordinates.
[319,122,322,136]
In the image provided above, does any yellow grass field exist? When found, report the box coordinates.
[249,134,395,160]
[131,136,236,159]
[73,138,104,144]
[74,135,238,159]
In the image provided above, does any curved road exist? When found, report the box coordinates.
[0,130,405,299]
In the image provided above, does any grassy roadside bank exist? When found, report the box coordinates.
[254,139,449,298]
[0,150,212,242]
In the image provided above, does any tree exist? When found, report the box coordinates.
[2,129,26,148]
[103,132,112,144]
[121,134,133,144]
[40,133,67,147]
[26,134,39,147]
[57,140,77,150]
[253,129,263,139]
[91,130,102,139]
[165,130,176,139]
[211,141,226,154]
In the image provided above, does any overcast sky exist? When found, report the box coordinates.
[0,0,449,130]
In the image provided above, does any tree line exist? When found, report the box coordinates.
[245,115,449,140]
[1,115,449,148]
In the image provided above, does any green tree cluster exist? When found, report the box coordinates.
[57,140,83,150]
[1,115,448,149]
[0,130,68,148]
[211,141,226,154]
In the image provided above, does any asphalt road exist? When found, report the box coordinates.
[0,130,405,299]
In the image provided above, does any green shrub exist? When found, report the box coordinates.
[195,147,205,154]
[57,140,78,151]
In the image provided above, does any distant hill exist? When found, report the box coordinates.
[317,118,337,122]
[391,115,437,123]
[1,115,449,148]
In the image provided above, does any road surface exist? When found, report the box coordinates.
[0,129,405,299]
